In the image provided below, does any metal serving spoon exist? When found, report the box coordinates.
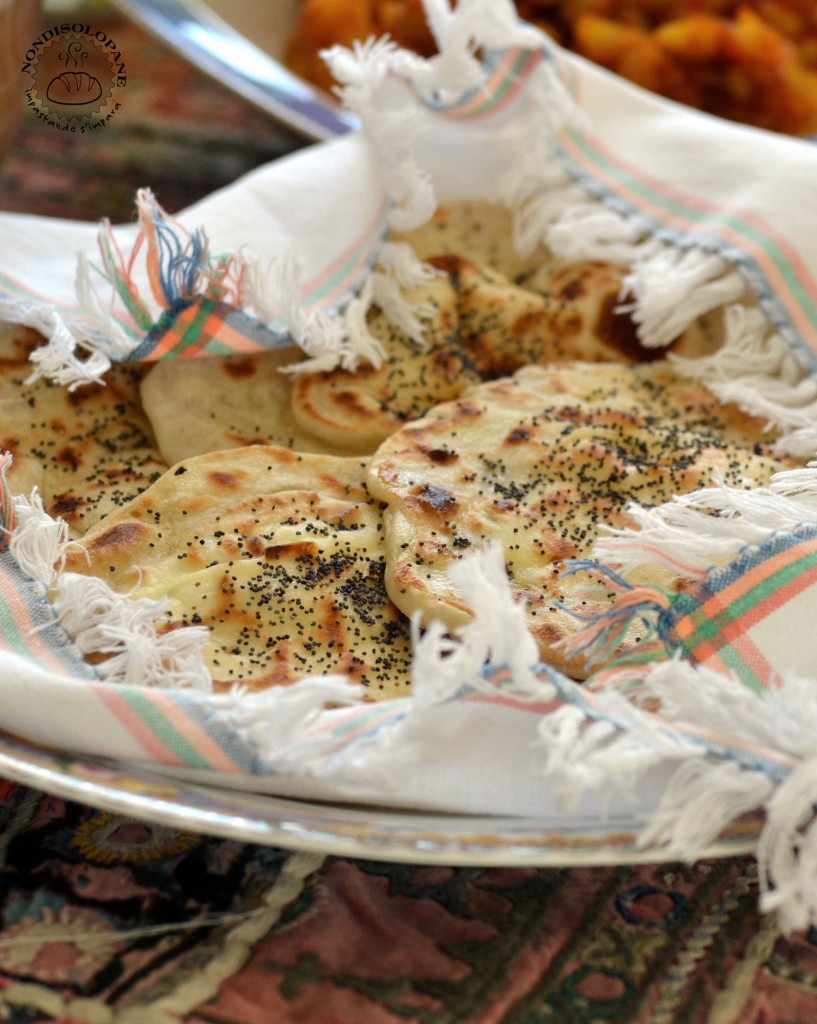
[112,0,357,141]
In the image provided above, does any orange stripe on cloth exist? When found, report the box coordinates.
[144,300,268,360]
[93,684,244,772]
[558,127,817,352]
[673,540,817,678]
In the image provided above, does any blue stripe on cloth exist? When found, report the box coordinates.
[0,550,97,679]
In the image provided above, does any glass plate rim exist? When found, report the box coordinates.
[0,731,762,867]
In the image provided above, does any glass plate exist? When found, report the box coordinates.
[0,731,762,866]
[17,4,766,870]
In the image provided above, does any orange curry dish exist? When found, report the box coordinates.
[285,0,817,135]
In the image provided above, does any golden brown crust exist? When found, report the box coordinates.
[65,446,414,698]
[441,255,648,369]
[0,329,167,536]
[367,362,793,678]
[291,256,650,454]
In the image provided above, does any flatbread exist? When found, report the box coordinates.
[3,200,776,694]
[289,272,475,452]
[367,361,793,678]
[139,344,354,467]
[140,201,654,466]
[0,325,168,537]
[433,254,649,368]
[391,198,558,281]
[64,445,413,698]
[139,203,516,468]
[291,256,645,452]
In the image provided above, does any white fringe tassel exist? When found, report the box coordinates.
[544,201,658,267]
[74,251,143,361]
[670,303,817,459]
[242,238,439,374]
[0,296,111,390]
[221,677,369,770]
[621,248,747,349]
[9,491,70,589]
[757,758,817,933]
[53,574,212,691]
[324,36,437,233]
[417,0,546,104]
[411,542,551,705]
[637,758,774,857]
[592,463,817,578]
[10,492,212,691]
[535,685,702,812]
[245,253,386,374]
[642,659,817,759]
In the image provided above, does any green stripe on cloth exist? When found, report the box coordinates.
[560,126,817,327]
[0,593,39,660]
[302,204,387,309]
[710,642,769,693]
[157,299,217,358]
[450,49,535,119]
[0,551,96,678]
[92,247,152,333]
[676,547,817,656]
[114,688,215,770]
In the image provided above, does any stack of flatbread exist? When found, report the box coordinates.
[0,326,167,535]
[4,200,794,693]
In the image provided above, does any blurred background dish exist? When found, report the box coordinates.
[285,0,817,136]
[125,0,817,139]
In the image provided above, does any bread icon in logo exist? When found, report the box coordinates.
[47,71,102,105]
[46,40,102,106]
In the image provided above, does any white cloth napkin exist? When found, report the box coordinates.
[4,0,817,930]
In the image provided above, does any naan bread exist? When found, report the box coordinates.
[139,273,464,464]
[140,200,653,466]
[392,198,557,281]
[367,361,793,678]
[434,254,648,368]
[7,200,769,695]
[64,446,413,697]
[291,256,644,452]
[140,344,354,467]
[290,272,473,452]
[0,326,167,537]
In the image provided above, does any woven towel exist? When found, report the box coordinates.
[3,0,817,931]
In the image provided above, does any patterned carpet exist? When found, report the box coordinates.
[0,785,811,1024]
[1,6,817,1023]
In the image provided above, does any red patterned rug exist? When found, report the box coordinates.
[0,784,812,1023]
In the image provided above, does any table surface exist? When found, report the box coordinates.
[1,6,817,1024]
